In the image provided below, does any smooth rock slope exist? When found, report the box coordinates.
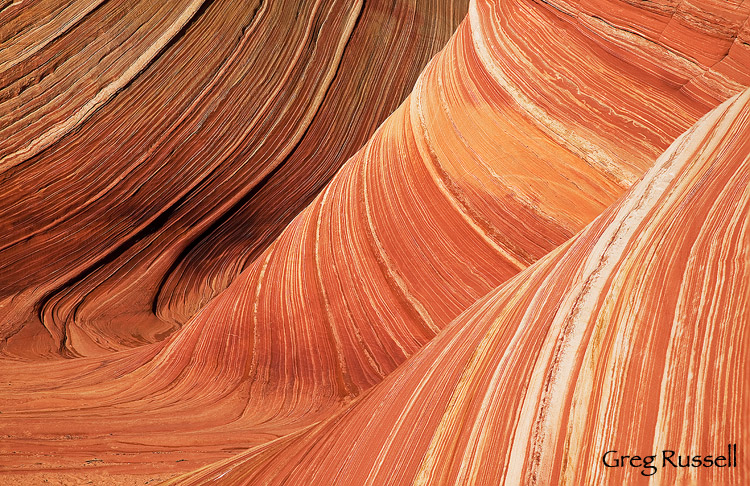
[169,86,750,486]
[1,0,748,484]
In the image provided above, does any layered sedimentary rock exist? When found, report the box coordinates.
[168,86,750,486]
[0,0,469,357]
[1,0,749,483]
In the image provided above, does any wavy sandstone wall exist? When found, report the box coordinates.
[169,87,750,486]
[0,0,469,358]
[0,0,748,483]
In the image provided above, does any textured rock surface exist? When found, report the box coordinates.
[0,0,469,358]
[0,0,748,483]
[168,88,750,485]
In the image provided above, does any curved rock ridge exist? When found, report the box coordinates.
[2,0,749,360]
[112,0,750,417]
[168,87,750,486]
[0,0,469,357]
[0,0,749,483]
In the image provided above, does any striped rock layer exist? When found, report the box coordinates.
[168,86,750,486]
[0,0,469,357]
[0,0,749,483]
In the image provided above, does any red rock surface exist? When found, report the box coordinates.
[0,0,469,358]
[167,86,750,486]
[1,0,748,484]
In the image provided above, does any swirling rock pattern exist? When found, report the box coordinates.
[170,86,750,486]
[1,0,748,484]
[0,0,469,358]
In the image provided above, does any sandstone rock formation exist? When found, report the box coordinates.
[1,0,748,484]
[0,0,469,358]
[168,87,750,486]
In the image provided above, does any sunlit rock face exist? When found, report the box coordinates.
[169,88,750,486]
[0,0,748,484]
